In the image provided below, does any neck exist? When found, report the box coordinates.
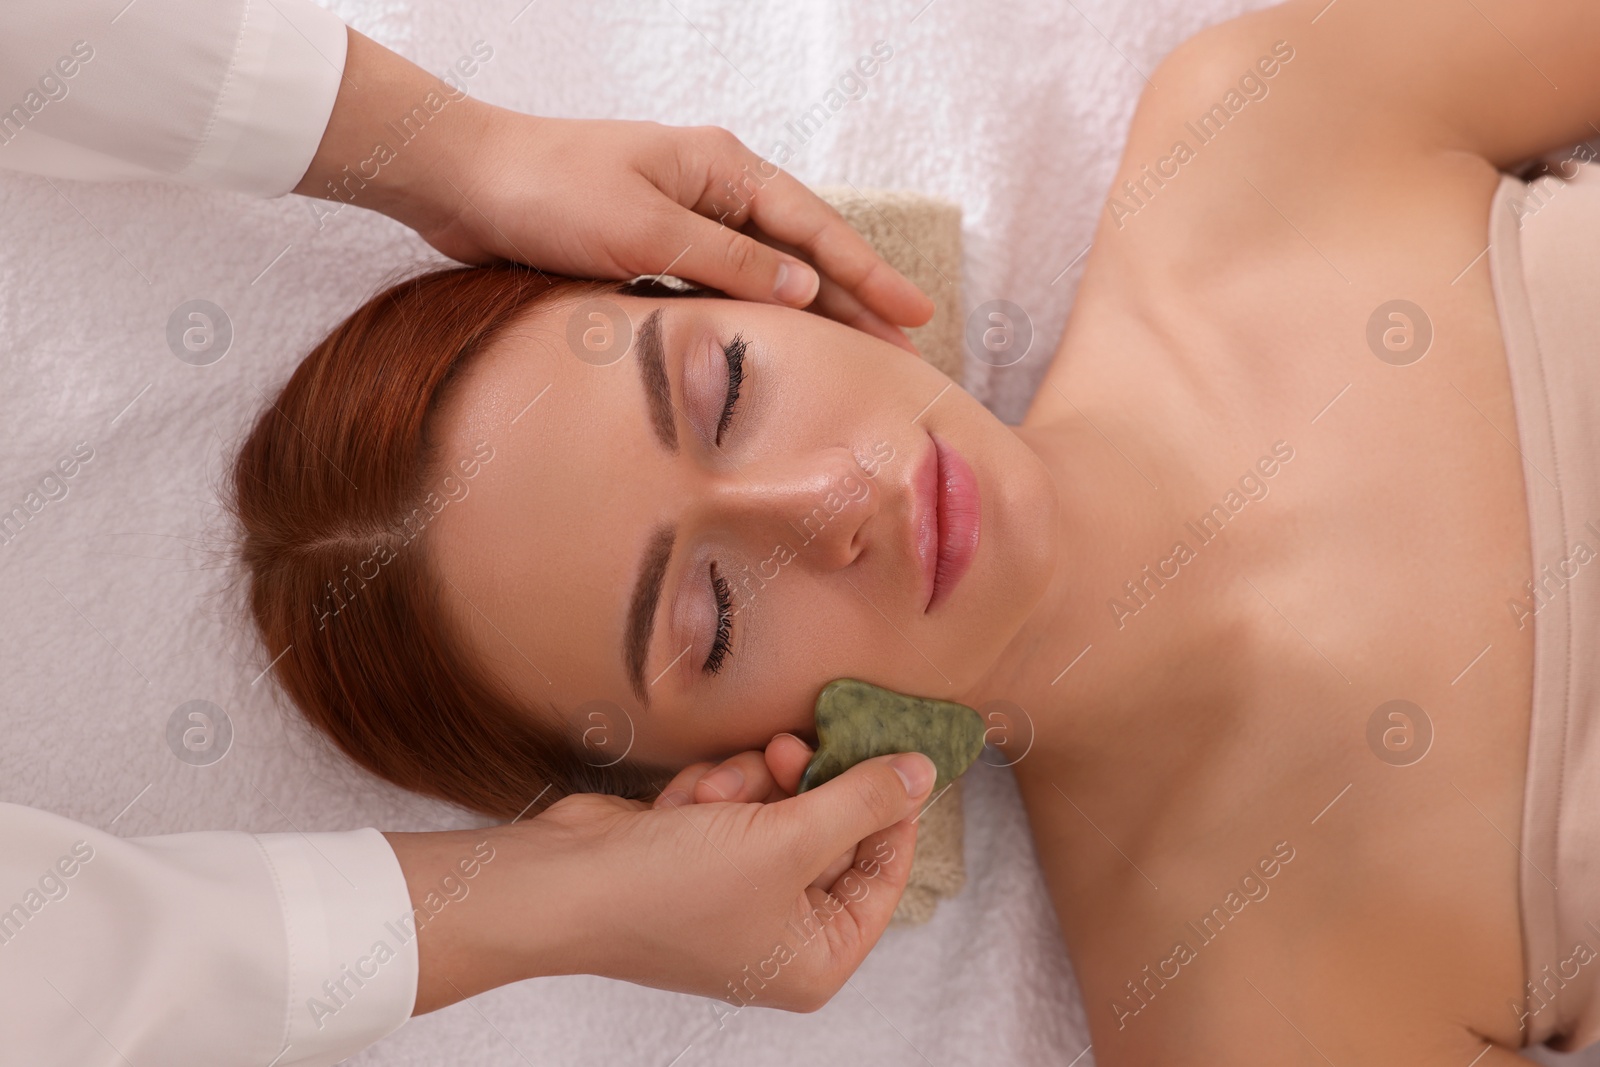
[955,406,1257,776]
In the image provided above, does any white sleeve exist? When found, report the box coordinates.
[0,803,419,1067]
[0,0,348,197]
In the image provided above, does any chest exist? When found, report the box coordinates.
[1021,240,1538,1060]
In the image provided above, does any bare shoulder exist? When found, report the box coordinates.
[1092,2,1499,282]
[1026,0,1510,441]
[1083,0,1598,286]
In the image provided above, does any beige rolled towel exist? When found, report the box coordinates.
[814,186,964,382]
[892,780,967,926]
[815,186,967,927]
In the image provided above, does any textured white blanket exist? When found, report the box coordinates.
[0,1,1272,1063]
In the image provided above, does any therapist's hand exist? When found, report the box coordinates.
[654,732,872,891]
[295,30,934,352]
[386,742,935,1016]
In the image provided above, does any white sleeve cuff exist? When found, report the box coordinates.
[0,0,347,197]
[254,828,420,1067]
[0,806,417,1066]
[189,0,349,197]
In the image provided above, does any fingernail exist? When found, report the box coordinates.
[890,753,935,798]
[658,788,690,809]
[700,765,744,801]
[773,262,819,306]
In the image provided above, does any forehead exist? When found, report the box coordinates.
[422,294,710,715]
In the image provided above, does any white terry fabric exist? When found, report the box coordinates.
[0,805,415,1066]
[0,0,1270,1064]
[1,5,414,1065]
[0,0,346,197]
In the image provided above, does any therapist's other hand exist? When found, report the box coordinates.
[557,748,932,1010]
[295,31,934,352]
[655,733,867,890]
[387,746,934,1017]
[421,115,933,354]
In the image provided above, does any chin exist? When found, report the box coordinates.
[931,416,1060,689]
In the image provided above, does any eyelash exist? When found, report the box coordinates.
[714,334,746,445]
[704,561,734,674]
[701,333,745,677]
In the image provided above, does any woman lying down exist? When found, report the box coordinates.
[231,0,1600,1062]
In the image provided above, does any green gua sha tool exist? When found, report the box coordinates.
[796,679,986,794]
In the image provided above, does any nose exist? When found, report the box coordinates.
[704,447,881,572]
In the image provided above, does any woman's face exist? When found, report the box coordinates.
[428,292,1059,768]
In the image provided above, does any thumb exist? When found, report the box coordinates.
[783,752,936,871]
[764,733,814,795]
[670,210,821,308]
[791,814,919,987]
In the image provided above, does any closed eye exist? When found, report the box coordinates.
[715,334,745,445]
[703,561,733,673]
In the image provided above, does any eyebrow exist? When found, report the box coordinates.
[637,308,677,452]
[625,524,676,705]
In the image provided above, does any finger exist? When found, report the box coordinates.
[744,228,919,354]
[780,752,936,873]
[787,742,915,895]
[811,845,857,892]
[764,733,815,796]
[821,817,918,929]
[827,818,917,916]
[808,274,918,355]
[652,761,716,809]
[666,210,821,309]
[691,749,778,804]
[795,818,919,989]
[709,160,935,329]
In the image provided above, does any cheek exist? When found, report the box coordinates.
[743,580,955,737]
[638,575,939,764]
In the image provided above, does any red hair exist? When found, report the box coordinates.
[230,263,671,818]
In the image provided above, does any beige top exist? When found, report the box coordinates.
[1491,157,1600,1051]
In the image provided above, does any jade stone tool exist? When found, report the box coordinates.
[797,679,986,794]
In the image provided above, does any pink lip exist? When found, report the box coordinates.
[911,432,981,612]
